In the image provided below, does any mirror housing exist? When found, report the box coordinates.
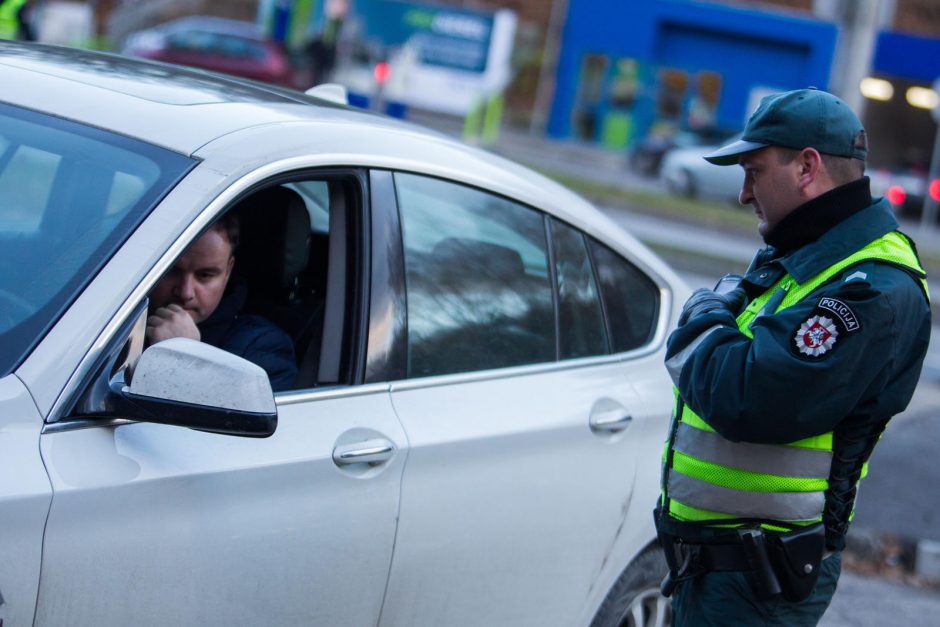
[116,338,277,437]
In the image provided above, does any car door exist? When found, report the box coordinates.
[378,173,665,626]
[32,170,406,627]
[0,376,51,627]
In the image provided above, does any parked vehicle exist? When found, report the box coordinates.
[121,15,296,87]
[0,41,686,627]
[660,136,745,203]
[629,127,733,178]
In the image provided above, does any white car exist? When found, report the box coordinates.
[660,139,745,203]
[0,41,687,627]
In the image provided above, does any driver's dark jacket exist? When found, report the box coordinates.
[198,276,297,392]
[665,178,931,549]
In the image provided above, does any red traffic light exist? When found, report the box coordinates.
[930,179,940,202]
[374,61,391,85]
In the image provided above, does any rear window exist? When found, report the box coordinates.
[0,103,194,377]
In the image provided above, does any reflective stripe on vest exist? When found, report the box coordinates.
[664,230,928,526]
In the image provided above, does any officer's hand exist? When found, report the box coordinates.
[678,287,747,327]
[146,304,201,344]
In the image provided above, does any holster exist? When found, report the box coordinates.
[764,523,826,602]
[738,528,782,600]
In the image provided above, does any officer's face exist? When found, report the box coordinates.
[149,226,234,323]
[738,147,804,238]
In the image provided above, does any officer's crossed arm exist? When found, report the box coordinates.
[665,274,909,445]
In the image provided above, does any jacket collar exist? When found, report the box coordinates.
[754,178,898,284]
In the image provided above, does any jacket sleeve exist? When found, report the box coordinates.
[666,267,925,444]
[239,322,299,392]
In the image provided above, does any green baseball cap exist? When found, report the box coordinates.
[704,88,867,166]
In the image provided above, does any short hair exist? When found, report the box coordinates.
[774,147,865,186]
[209,212,240,253]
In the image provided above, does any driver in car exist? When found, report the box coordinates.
[145,213,298,391]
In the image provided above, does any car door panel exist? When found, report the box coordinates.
[35,388,405,626]
[0,375,51,627]
[381,362,646,626]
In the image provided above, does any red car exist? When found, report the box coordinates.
[121,16,296,88]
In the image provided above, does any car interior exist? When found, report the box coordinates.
[205,178,350,391]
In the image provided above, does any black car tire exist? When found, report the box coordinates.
[591,545,672,627]
[667,169,697,198]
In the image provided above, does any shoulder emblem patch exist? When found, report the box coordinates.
[790,297,860,360]
[794,315,838,357]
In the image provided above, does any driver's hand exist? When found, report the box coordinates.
[146,304,201,344]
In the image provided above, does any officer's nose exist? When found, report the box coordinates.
[739,177,754,206]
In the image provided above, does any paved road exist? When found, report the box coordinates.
[821,572,940,626]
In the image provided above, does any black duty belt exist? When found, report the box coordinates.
[656,521,827,603]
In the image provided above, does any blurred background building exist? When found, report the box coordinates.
[15,0,940,176]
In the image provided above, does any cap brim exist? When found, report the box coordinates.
[703,139,769,165]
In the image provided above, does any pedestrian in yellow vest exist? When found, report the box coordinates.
[657,88,930,626]
[0,0,33,41]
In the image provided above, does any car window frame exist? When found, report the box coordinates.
[48,166,372,432]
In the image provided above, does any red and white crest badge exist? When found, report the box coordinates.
[794,315,838,357]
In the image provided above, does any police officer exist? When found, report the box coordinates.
[657,88,931,625]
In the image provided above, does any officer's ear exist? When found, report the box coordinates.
[796,148,823,192]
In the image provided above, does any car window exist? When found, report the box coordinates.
[168,29,214,53]
[142,174,364,393]
[588,238,660,352]
[0,142,60,232]
[395,173,554,378]
[0,103,193,378]
[216,35,267,60]
[551,219,608,359]
[285,180,330,233]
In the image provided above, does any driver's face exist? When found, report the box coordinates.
[149,227,234,323]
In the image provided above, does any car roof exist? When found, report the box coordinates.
[0,41,677,276]
[1,41,371,152]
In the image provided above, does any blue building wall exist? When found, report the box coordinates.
[548,0,837,145]
[873,31,940,82]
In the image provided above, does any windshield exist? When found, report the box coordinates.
[0,103,194,377]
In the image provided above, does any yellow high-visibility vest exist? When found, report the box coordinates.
[663,231,927,529]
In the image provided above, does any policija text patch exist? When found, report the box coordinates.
[791,297,860,359]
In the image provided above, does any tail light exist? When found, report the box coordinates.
[886,185,906,206]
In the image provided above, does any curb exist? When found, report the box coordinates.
[844,528,940,590]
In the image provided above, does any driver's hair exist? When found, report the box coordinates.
[209,212,240,254]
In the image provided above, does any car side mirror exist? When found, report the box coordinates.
[116,338,277,437]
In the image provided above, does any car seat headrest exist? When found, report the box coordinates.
[232,186,311,294]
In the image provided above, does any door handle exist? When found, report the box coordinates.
[332,438,396,466]
[589,410,633,433]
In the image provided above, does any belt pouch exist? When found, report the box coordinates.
[765,524,825,602]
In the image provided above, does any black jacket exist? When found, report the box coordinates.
[199,276,298,392]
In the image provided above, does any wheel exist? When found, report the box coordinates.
[591,545,672,627]
[666,168,697,198]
